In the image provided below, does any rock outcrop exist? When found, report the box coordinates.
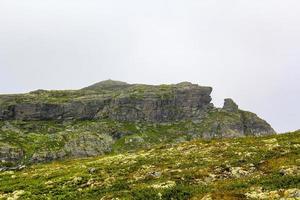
[0,80,276,165]
[223,98,238,112]
[0,144,24,163]
[0,81,213,122]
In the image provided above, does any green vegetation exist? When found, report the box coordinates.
[0,82,184,105]
[0,131,299,199]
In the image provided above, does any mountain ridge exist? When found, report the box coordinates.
[0,81,275,167]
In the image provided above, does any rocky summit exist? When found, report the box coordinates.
[0,80,276,167]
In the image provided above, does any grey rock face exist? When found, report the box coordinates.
[0,105,14,120]
[14,103,63,120]
[29,133,114,163]
[241,111,276,136]
[0,145,24,164]
[223,98,239,112]
[63,133,113,157]
[202,109,276,139]
[30,151,66,163]
[97,85,213,122]
[0,82,213,122]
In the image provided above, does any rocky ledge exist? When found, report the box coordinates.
[0,81,213,122]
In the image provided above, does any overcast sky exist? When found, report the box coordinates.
[0,0,299,133]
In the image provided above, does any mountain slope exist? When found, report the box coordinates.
[0,130,299,199]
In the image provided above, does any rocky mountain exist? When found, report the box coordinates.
[0,80,275,167]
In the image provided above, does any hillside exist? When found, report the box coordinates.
[0,131,299,199]
[0,81,275,167]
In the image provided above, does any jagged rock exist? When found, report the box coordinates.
[222,98,238,112]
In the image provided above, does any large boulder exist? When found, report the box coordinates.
[0,144,24,165]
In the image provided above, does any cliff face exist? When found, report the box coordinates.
[0,80,276,166]
[199,98,276,139]
[0,82,213,122]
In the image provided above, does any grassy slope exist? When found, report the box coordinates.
[0,131,299,200]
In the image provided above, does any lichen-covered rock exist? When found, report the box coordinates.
[245,187,300,199]
[30,151,67,163]
[1,190,26,200]
[29,133,114,163]
[263,138,280,150]
[222,98,238,112]
[279,165,300,176]
[125,136,144,144]
[0,105,14,120]
[0,144,24,164]
[63,133,113,158]
[241,111,276,136]
[201,109,275,139]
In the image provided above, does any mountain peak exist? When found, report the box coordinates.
[82,79,130,91]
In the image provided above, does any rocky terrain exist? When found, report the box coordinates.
[0,80,275,167]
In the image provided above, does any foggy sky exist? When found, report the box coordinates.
[0,0,299,133]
